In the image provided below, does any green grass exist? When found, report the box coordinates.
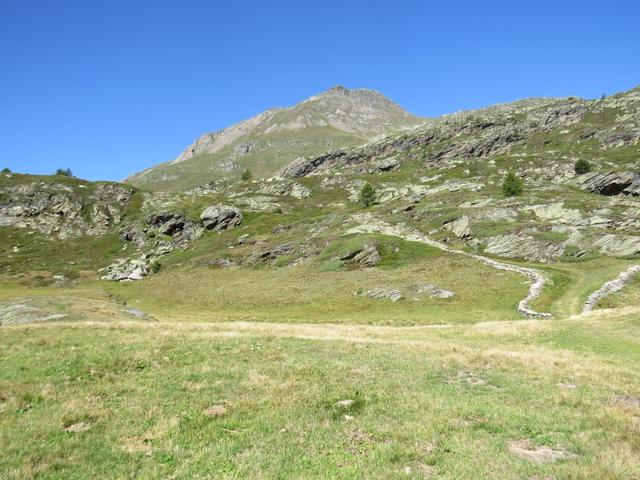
[1,313,639,479]
[103,250,528,325]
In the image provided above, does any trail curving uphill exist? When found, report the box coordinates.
[582,265,640,313]
[346,216,552,318]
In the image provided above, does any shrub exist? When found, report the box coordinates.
[574,159,592,175]
[55,168,73,177]
[1,167,11,174]
[358,183,376,208]
[241,169,252,181]
[502,172,523,197]
[150,261,162,274]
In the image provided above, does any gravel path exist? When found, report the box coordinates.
[582,265,640,313]
[346,217,552,318]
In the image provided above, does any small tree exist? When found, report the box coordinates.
[1,168,11,174]
[241,169,252,181]
[359,183,376,208]
[55,168,73,177]
[574,159,592,175]
[502,172,523,197]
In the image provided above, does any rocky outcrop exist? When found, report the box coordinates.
[484,234,565,263]
[280,98,589,179]
[445,215,472,239]
[574,171,640,196]
[409,284,455,299]
[100,256,150,282]
[257,180,311,199]
[200,205,243,231]
[339,243,381,267]
[250,242,296,263]
[594,234,640,256]
[0,181,134,239]
[583,265,640,312]
[354,288,403,302]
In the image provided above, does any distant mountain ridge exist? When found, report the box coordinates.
[125,86,425,191]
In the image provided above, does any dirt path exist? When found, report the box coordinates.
[582,265,640,313]
[346,216,552,318]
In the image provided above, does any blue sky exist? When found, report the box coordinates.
[1,0,639,181]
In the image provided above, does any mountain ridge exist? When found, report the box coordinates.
[125,85,424,191]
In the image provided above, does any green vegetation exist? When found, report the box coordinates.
[55,168,73,177]
[358,183,376,208]
[1,312,639,478]
[1,167,11,174]
[241,169,252,181]
[502,172,523,197]
[574,159,592,175]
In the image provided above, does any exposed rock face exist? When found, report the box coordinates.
[484,234,565,263]
[257,180,311,199]
[250,242,296,263]
[411,284,456,299]
[355,288,403,302]
[445,215,472,239]
[574,171,640,196]
[146,212,202,245]
[527,203,582,223]
[281,97,589,179]
[100,257,150,282]
[594,234,640,256]
[200,205,243,231]
[0,181,134,239]
[340,243,382,268]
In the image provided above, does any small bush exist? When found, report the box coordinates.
[358,183,376,208]
[150,261,162,274]
[241,169,252,181]
[574,159,592,175]
[502,172,523,197]
[55,168,73,177]
[1,167,11,174]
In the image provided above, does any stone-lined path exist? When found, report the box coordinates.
[346,216,552,318]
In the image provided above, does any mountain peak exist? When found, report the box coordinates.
[126,86,423,190]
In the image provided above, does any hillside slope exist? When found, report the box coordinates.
[125,86,424,191]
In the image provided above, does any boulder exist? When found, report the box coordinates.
[99,257,150,282]
[574,171,640,196]
[412,284,455,299]
[339,243,381,267]
[200,205,243,231]
[446,215,471,239]
[354,288,403,302]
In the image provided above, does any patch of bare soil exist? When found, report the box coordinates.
[508,439,577,463]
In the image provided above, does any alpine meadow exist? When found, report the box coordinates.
[1,2,640,478]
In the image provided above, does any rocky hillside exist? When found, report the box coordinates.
[2,84,640,318]
[125,86,424,191]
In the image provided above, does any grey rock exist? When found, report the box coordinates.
[200,205,243,230]
[354,288,403,302]
[574,171,640,196]
[484,234,565,263]
[412,284,456,299]
[594,234,640,256]
[339,243,381,267]
[445,215,471,239]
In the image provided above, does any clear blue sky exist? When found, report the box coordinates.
[1,0,639,181]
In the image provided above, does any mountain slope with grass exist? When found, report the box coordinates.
[2,84,640,479]
[125,86,424,191]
